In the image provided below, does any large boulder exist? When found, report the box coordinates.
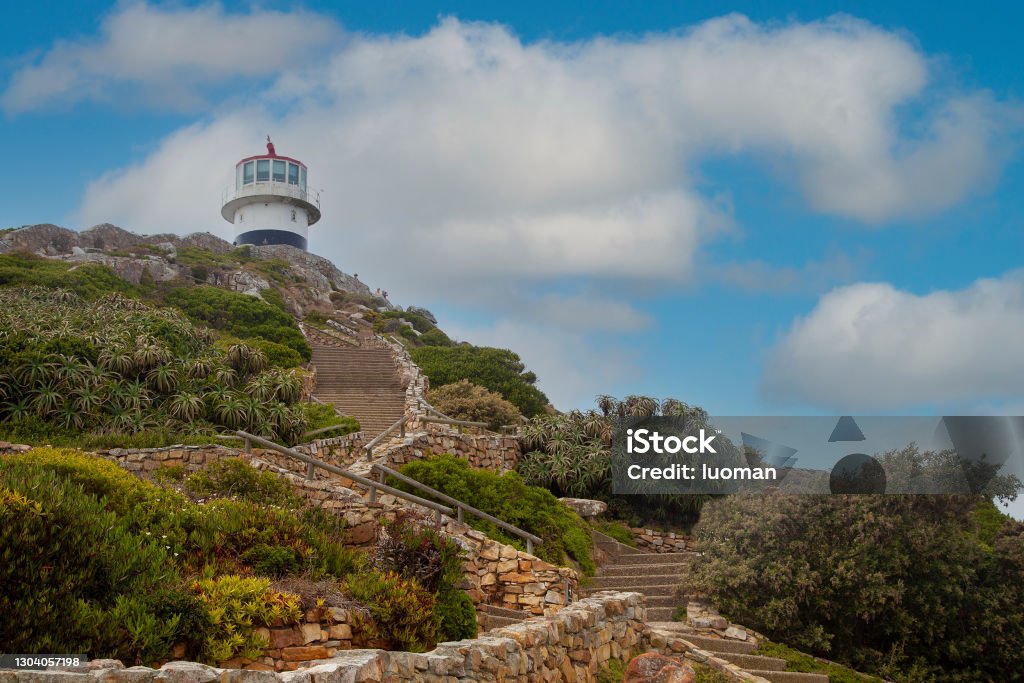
[623,653,695,683]
[559,497,608,518]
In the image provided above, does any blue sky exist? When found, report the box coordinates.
[2,0,1024,422]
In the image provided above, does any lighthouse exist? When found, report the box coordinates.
[221,137,321,251]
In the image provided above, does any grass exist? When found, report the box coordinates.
[754,640,884,683]
[692,663,734,683]
[591,519,637,547]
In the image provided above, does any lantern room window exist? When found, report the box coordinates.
[256,159,270,182]
[243,162,254,185]
[273,160,286,182]
[300,166,307,193]
[288,163,299,185]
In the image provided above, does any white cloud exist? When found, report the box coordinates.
[2,2,339,112]
[763,271,1024,410]
[61,13,1021,406]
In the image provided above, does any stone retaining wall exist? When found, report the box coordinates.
[630,528,697,553]
[9,592,648,682]
[380,424,521,473]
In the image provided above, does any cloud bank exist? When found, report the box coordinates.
[763,272,1024,410]
[10,4,1017,406]
[2,3,339,112]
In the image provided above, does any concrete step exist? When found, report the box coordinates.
[589,574,683,589]
[675,633,756,655]
[645,607,678,621]
[613,552,699,565]
[598,562,691,577]
[479,604,528,620]
[747,672,829,683]
[480,615,524,631]
[715,653,787,671]
[587,583,679,597]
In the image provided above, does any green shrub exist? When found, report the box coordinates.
[248,337,304,367]
[371,516,478,641]
[0,450,199,664]
[752,641,883,683]
[0,254,140,299]
[301,402,360,437]
[418,328,452,346]
[591,519,637,547]
[182,458,301,507]
[0,287,315,446]
[427,380,522,430]
[0,447,365,665]
[410,345,548,417]
[166,285,311,361]
[518,396,716,530]
[435,588,478,641]
[194,575,302,663]
[394,455,594,573]
[345,571,439,652]
[692,491,1024,681]
[596,658,626,683]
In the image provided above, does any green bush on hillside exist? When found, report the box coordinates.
[0,287,314,446]
[518,395,716,530]
[371,516,478,642]
[0,254,141,299]
[410,345,548,417]
[426,379,523,430]
[0,449,366,664]
[393,454,594,573]
[691,488,1024,681]
[0,452,204,663]
[166,285,311,361]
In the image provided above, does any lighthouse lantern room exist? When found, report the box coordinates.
[221,137,321,251]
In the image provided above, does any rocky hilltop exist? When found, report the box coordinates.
[1,223,373,317]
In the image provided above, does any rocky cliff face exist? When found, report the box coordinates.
[0,223,231,255]
[0,223,373,316]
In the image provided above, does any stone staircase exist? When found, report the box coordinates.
[588,530,695,622]
[591,531,829,682]
[307,327,407,438]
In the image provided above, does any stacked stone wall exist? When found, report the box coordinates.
[8,592,649,682]
[630,528,697,553]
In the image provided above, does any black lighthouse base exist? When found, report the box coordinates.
[235,229,307,251]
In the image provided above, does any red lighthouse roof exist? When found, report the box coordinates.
[236,136,307,167]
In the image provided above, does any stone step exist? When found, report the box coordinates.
[480,615,524,631]
[613,552,699,565]
[587,583,679,597]
[479,604,528,620]
[645,607,678,621]
[598,562,691,577]
[590,574,683,589]
[747,672,829,683]
[715,653,787,671]
[675,633,756,655]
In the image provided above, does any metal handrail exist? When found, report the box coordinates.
[235,430,453,520]
[371,463,543,555]
[302,422,355,439]
[420,415,488,429]
[363,415,408,460]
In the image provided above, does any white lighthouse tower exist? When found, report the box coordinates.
[221,137,321,251]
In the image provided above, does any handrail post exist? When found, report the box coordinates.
[400,417,406,438]
[306,461,315,480]
[244,436,251,454]
[369,484,377,503]
[527,538,534,555]
[457,505,464,523]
